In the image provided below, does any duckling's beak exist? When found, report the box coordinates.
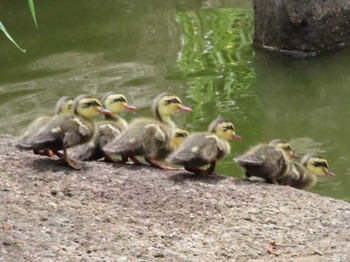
[233,133,243,141]
[289,152,300,160]
[125,104,138,111]
[325,169,336,177]
[179,105,193,112]
[99,108,113,115]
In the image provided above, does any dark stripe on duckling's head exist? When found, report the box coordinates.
[301,153,335,177]
[268,139,299,159]
[301,153,325,166]
[73,94,102,116]
[174,128,189,138]
[152,92,172,121]
[152,92,189,121]
[102,92,127,106]
[269,139,292,151]
[164,97,181,105]
[209,118,242,141]
[313,160,329,168]
[208,118,232,133]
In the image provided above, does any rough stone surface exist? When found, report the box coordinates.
[1,134,350,261]
[253,0,350,54]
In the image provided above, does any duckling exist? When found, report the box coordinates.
[234,139,295,183]
[167,118,242,175]
[153,128,190,162]
[103,92,192,170]
[170,128,190,151]
[17,96,74,158]
[268,139,300,160]
[16,94,111,169]
[276,153,335,190]
[72,92,137,161]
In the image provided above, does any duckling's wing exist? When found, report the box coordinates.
[72,122,121,161]
[234,156,264,166]
[17,117,61,149]
[97,122,122,148]
[104,119,170,156]
[19,115,91,150]
[16,116,51,148]
[167,133,221,164]
[234,145,281,168]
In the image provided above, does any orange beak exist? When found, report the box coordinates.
[179,105,193,112]
[99,108,112,115]
[125,104,138,111]
[233,134,242,141]
[325,169,336,177]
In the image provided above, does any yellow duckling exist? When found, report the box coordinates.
[234,139,294,183]
[103,92,192,170]
[277,153,336,190]
[167,118,242,175]
[153,128,190,162]
[72,92,137,162]
[170,128,190,151]
[268,139,300,160]
[17,94,111,169]
[17,96,74,158]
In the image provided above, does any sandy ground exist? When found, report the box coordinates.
[1,134,350,261]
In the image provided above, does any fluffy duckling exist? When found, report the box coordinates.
[17,96,74,158]
[17,94,110,169]
[153,128,190,162]
[170,128,190,150]
[72,92,137,161]
[277,153,335,189]
[103,92,192,170]
[268,139,300,160]
[234,140,294,183]
[167,118,242,175]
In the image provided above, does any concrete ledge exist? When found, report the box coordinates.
[1,135,349,261]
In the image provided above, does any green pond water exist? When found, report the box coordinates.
[0,0,349,201]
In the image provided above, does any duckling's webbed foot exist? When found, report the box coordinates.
[56,157,82,170]
[66,158,82,170]
[33,149,57,158]
[58,146,82,170]
[145,157,179,171]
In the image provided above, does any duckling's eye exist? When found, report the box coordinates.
[84,101,100,108]
[113,97,126,103]
[223,125,234,131]
[283,145,292,151]
[165,98,180,104]
[313,161,328,168]
[175,132,188,138]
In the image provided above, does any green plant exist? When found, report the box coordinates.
[0,0,37,53]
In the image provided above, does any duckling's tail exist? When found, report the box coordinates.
[15,138,33,150]
[234,157,263,167]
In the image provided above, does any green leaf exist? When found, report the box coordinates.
[0,21,26,53]
[28,0,38,28]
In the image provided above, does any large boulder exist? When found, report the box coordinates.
[253,0,350,54]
